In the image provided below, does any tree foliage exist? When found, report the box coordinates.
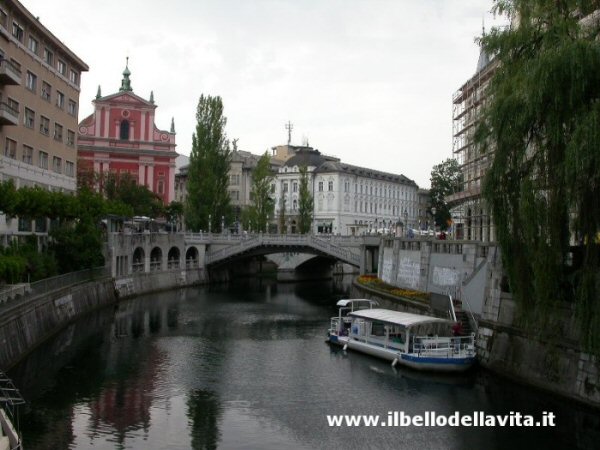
[185,94,232,232]
[247,152,274,233]
[429,158,462,231]
[298,165,314,233]
[0,182,107,282]
[477,0,600,351]
[103,172,164,217]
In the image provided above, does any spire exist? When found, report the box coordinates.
[149,90,154,104]
[119,57,133,92]
[170,117,175,133]
[285,120,293,145]
[96,85,102,99]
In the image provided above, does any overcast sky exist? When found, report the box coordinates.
[22,0,505,188]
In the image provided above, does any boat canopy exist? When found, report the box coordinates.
[336,299,379,307]
[348,309,449,328]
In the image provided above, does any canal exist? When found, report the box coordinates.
[8,276,600,449]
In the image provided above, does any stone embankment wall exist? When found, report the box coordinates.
[0,278,116,370]
[477,261,600,407]
[114,268,207,299]
[0,264,209,370]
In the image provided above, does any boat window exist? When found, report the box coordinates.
[372,322,385,336]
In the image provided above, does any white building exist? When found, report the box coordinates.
[272,147,418,235]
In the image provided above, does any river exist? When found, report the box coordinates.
[8,276,599,449]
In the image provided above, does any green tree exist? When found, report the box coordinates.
[50,187,106,273]
[185,94,232,232]
[103,172,164,217]
[298,165,314,233]
[429,158,462,231]
[248,152,274,233]
[278,196,286,234]
[166,201,184,231]
[476,0,600,351]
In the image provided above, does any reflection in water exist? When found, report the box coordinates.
[187,389,221,450]
[8,276,600,450]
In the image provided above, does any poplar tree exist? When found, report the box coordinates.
[298,165,314,233]
[477,0,600,351]
[185,95,232,232]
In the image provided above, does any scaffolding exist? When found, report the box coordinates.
[448,54,498,243]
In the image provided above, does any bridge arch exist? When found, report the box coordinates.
[133,247,145,273]
[186,246,199,268]
[168,246,181,269]
[150,247,162,271]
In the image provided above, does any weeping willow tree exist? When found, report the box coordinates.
[477,1,600,352]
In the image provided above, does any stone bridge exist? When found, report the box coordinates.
[186,233,363,267]
[107,232,378,281]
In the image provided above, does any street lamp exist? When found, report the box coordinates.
[431,207,436,233]
[221,215,225,233]
[403,209,408,237]
[266,214,269,233]
[208,214,211,234]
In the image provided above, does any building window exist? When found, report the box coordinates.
[28,36,38,54]
[7,98,18,115]
[157,180,165,195]
[119,120,129,140]
[26,71,37,92]
[22,145,33,164]
[270,183,275,194]
[67,99,77,116]
[65,161,74,177]
[4,138,16,159]
[229,190,239,200]
[0,9,7,28]
[39,151,48,169]
[24,108,34,128]
[293,181,298,192]
[54,123,63,142]
[41,81,51,101]
[18,218,31,232]
[67,129,75,147]
[12,22,24,42]
[52,156,62,173]
[57,60,66,75]
[43,48,53,65]
[328,181,333,191]
[40,116,49,135]
[283,182,288,193]
[318,181,323,192]
[56,91,65,109]
[69,69,79,85]
[293,199,298,210]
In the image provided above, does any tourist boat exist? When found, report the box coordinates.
[327,299,476,372]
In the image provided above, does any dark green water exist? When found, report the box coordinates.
[8,277,600,449]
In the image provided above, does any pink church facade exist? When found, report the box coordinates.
[77,63,177,204]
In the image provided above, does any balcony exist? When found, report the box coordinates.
[0,59,22,85]
[0,101,19,126]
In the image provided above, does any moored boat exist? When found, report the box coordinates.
[327,299,476,372]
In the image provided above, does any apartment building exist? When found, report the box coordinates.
[0,0,88,242]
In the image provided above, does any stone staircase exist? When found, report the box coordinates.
[454,309,473,336]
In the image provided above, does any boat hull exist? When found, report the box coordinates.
[328,335,475,373]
